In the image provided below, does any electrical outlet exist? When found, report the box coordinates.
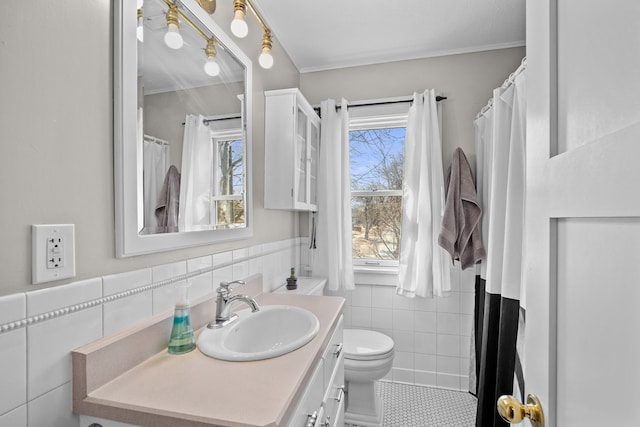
[32,224,76,284]
[46,236,65,268]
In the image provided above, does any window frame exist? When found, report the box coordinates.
[210,128,245,229]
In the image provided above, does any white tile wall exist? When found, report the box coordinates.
[27,306,102,400]
[333,263,475,392]
[102,269,152,336]
[0,294,27,417]
[186,255,214,300]
[0,239,301,426]
[27,382,77,427]
[0,405,26,427]
[152,261,188,314]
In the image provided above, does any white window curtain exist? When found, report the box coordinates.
[314,99,355,292]
[397,89,451,298]
[179,114,213,231]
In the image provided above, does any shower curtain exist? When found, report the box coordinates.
[314,98,355,292]
[141,101,170,231]
[179,114,214,231]
[473,61,527,427]
[143,138,169,229]
[397,89,450,298]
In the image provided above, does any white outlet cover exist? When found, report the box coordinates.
[32,224,76,285]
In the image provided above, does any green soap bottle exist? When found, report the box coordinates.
[168,285,196,355]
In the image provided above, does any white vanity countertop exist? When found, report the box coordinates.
[72,291,344,427]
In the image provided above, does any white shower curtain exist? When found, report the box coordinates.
[473,65,527,427]
[397,90,451,298]
[139,107,170,230]
[179,114,213,231]
[143,138,169,229]
[314,99,355,292]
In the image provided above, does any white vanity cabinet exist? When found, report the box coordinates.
[286,315,344,427]
[264,88,321,211]
[79,415,137,427]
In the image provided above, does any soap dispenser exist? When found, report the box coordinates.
[168,284,196,354]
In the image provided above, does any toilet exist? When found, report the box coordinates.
[274,277,395,427]
[343,328,395,427]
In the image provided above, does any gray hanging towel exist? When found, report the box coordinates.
[155,165,181,233]
[438,147,486,269]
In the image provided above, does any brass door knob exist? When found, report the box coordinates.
[497,394,545,427]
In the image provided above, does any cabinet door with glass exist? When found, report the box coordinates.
[265,88,320,211]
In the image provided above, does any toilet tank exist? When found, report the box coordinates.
[272,277,327,296]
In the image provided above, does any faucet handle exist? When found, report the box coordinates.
[217,280,246,295]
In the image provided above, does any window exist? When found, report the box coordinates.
[212,130,245,229]
[350,108,408,267]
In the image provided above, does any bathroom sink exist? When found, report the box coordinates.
[197,305,320,361]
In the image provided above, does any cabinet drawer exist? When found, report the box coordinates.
[322,358,344,427]
[285,358,324,427]
[322,315,344,390]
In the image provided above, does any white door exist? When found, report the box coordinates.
[523,1,640,426]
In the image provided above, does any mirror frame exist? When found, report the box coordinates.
[114,0,253,257]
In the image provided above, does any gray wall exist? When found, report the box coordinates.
[0,0,301,296]
[300,47,526,173]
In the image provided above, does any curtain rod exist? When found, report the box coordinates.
[476,57,527,120]
[143,134,169,145]
[181,115,242,126]
[313,94,447,115]
[338,95,447,110]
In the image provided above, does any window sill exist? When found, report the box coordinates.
[353,265,398,286]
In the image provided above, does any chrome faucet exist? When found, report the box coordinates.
[207,280,259,329]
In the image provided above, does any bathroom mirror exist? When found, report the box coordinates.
[115,0,253,257]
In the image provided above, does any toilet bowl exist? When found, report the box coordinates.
[343,329,395,427]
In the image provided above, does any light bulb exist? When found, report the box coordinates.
[136,15,144,43]
[230,10,248,38]
[204,59,220,76]
[259,51,274,69]
[164,24,183,49]
[137,0,143,9]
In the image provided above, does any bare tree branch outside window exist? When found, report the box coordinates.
[350,127,405,261]
[215,139,244,228]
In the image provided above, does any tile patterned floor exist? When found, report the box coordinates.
[345,382,477,427]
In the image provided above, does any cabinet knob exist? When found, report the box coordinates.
[333,343,343,358]
[334,386,345,403]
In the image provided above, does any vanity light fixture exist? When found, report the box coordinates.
[196,0,217,14]
[136,8,144,43]
[164,3,184,49]
[258,29,274,69]
[160,0,223,78]
[204,38,221,76]
[230,0,249,38]
[245,0,274,69]
[191,0,275,69]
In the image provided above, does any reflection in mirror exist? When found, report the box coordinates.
[115,0,253,257]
